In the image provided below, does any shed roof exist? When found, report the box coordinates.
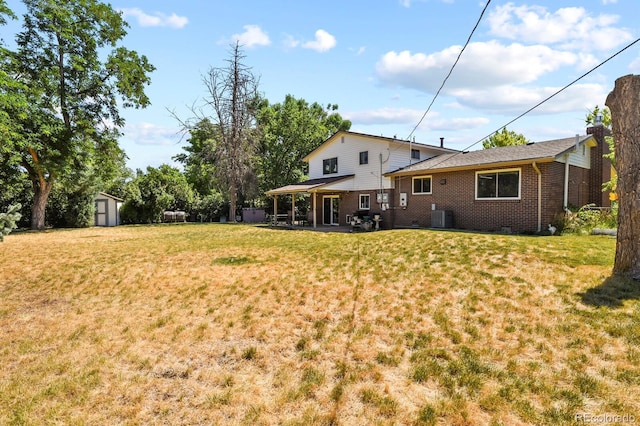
[96,192,124,202]
[387,135,595,176]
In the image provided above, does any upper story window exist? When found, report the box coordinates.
[412,175,432,194]
[476,168,520,199]
[359,151,368,165]
[323,157,338,174]
[411,149,420,160]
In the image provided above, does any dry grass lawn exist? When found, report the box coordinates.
[1,224,639,425]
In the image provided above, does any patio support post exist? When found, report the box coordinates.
[292,193,295,225]
[312,192,317,228]
[273,195,278,225]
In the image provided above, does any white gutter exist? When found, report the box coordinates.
[532,162,542,232]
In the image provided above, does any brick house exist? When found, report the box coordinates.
[266,125,611,233]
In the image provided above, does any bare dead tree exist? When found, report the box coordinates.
[605,74,640,280]
[203,42,260,221]
[172,42,260,222]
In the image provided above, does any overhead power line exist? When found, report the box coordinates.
[405,0,492,141]
[459,36,640,153]
[416,35,640,172]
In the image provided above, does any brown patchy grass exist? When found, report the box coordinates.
[1,224,638,425]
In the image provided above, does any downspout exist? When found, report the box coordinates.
[532,162,542,233]
[563,153,570,210]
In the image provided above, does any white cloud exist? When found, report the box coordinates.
[487,4,633,51]
[123,122,180,146]
[449,83,609,115]
[629,56,640,73]
[232,25,271,48]
[345,107,427,124]
[302,29,336,52]
[119,8,188,29]
[423,117,490,131]
[602,0,618,4]
[376,41,577,92]
[344,107,488,131]
[350,46,366,56]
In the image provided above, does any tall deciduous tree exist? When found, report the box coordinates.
[3,0,154,230]
[173,118,221,197]
[605,74,640,280]
[482,127,530,149]
[256,95,351,196]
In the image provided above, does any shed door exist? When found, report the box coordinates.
[95,200,107,226]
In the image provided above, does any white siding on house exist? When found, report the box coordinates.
[554,142,592,169]
[307,133,449,192]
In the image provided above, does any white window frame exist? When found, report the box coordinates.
[412,175,432,195]
[359,194,371,210]
[475,168,521,200]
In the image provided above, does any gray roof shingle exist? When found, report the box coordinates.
[388,135,593,175]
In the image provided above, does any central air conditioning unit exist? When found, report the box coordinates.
[431,210,453,228]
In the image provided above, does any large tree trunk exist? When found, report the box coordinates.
[605,74,640,280]
[31,180,53,230]
[229,182,237,223]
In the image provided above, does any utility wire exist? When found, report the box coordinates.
[464,37,640,152]
[410,35,640,172]
[405,0,492,141]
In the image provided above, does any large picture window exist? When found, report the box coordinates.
[412,176,432,194]
[476,169,520,199]
[323,157,338,174]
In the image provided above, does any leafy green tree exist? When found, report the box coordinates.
[482,127,530,149]
[585,105,612,127]
[2,0,154,230]
[120,165,195,224]
[256,95,351,197]
[173,119,221,197]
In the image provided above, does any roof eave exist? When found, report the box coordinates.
[385,157,557,177]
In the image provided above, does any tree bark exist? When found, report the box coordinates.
[605,74,640,280]
[31,180,53,230]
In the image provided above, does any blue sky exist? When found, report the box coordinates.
[4,0,639,171]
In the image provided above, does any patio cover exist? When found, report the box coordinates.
[265,175,355,195]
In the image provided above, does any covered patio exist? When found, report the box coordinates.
[265,175,354,229]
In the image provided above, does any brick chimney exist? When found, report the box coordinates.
[586,123,612,207]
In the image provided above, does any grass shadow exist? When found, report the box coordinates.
[579,275,640,308]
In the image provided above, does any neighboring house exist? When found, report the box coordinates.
[94,192,123,227]
[266,125,611,233]
[266,131,456,228]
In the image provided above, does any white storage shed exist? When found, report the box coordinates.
[94,192,123,227]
